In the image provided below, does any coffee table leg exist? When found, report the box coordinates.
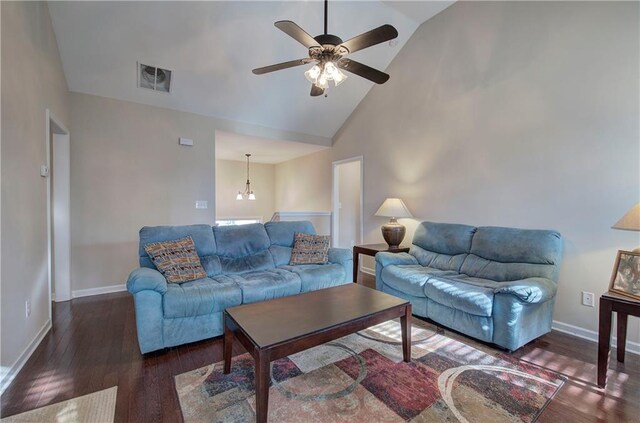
[255,350,271,423]
[223,315,233,374]
[401,303,412,362]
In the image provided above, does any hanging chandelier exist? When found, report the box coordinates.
[236,154,256,200]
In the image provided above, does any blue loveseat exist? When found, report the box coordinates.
[127,221,352,353]
[375,221,563,351]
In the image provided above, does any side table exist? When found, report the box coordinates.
[352,243,410,283]
[597,291,640,388]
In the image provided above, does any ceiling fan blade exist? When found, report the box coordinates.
[275,20,321,49]
[339,24,398,54]
[252,58,312,75]
[310,84,325,97]
[338,59,389,84]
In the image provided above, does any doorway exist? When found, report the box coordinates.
[332,156,363,249]
[46,110,71,311]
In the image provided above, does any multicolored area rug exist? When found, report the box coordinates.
[175,320,564,422]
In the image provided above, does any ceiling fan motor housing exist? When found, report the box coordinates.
[314,34,343,47]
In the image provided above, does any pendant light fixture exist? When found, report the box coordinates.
[236,154,256,200]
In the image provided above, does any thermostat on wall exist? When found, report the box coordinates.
[179,137,194,146]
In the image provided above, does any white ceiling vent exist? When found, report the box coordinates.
[138,62,172,93]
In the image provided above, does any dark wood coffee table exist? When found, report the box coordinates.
[223,283,412,423]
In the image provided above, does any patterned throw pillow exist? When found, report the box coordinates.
[289,232,330,265]
[144,236,207,283]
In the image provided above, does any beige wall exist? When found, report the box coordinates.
[281,2,640,342]
[70,93,216,290]
[274,149,333,212]
[1,2,70,375]
[216,159,275,223]
[69,93,323,293]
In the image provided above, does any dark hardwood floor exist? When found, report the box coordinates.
[1,273,638,422]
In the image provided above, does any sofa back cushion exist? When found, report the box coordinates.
[460,226,563,282]
[213,223,274,274]
[139,225,221,277]
[412,222,476,255]
[410,222,476,271]
[265,221,317,266]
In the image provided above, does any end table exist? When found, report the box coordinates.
[352,243,410,283]
[597,291,640,388]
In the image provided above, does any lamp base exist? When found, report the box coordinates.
[381,218,406,249]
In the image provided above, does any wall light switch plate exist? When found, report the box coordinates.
[582,291,595,307]
[195,201,208,209]
[179,137,194,146]
[25,299,31,318]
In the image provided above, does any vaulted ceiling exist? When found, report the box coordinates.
[49,1,453,139]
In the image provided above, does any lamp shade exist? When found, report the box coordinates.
[612,203,640,231]
[375,198,413,218]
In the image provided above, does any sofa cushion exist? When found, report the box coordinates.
[289,233,330,264]
[381,265,458,298]
[163,276,243,318]
[213,223,271,258]
[235,269,302,304]
[424,275,498,317]
[265,221,316,246]
[412,221,476,256]
[266,221,317,266]
[470,226,562,264]
[139,224,220,277]
[143,236,207,283]
[214,224,275,274]
[461,226,563,281]
[410,245,467,272]
[219,250,275,275]
[278,264,347,292]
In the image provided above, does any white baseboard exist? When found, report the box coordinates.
[0,320,52,395]
[72,284,126,299]
[361,266,375,276]
[551,320,640,355]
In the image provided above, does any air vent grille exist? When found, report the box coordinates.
[138,62,172,93]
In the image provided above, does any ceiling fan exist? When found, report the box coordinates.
[252,0,398,97]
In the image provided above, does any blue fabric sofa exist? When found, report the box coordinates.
[375,221,563,351]
[127,221,352,353]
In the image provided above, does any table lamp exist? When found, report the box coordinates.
[375,198,413,248]
[612,203,640,252]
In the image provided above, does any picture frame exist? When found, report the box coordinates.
[609,250,640,300]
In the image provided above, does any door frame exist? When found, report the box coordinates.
[46,109,71,316]
[331,156,364,248]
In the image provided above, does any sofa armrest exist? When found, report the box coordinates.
[494,277,557,304]
[327,247,353,283]
[328,247,352,265]
[127,267,168,295]
[375,252,418,268]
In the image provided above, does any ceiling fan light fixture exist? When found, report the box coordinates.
[317,73,329,89]
[252,0,398,96]
[304,64,321,83]
[324,61,338,77]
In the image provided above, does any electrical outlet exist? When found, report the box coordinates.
[25,300,31,318]
[195,201,208,209]
[582,291,595,307]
